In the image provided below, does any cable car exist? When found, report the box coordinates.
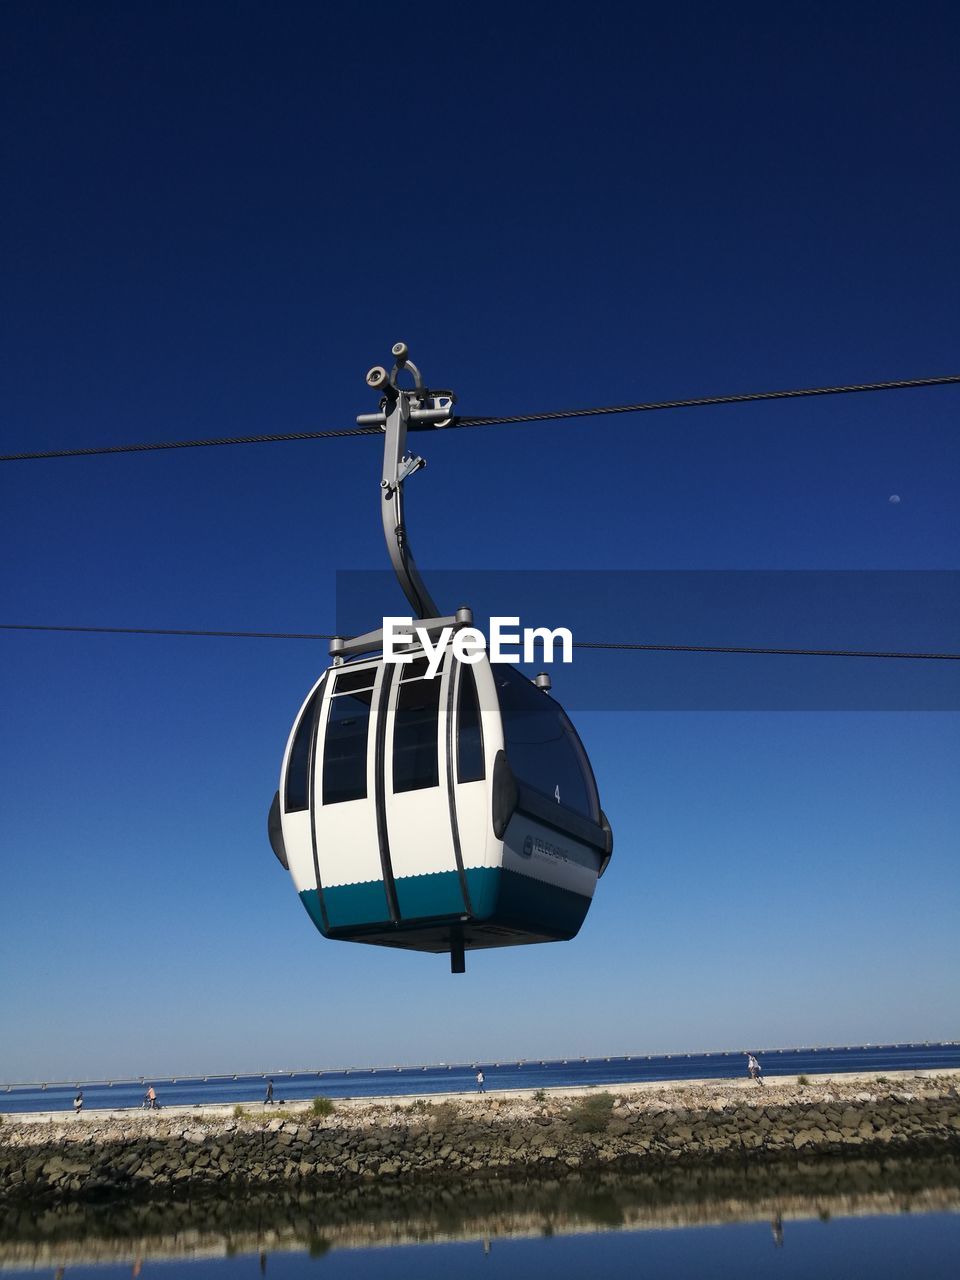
[267,345,612,971]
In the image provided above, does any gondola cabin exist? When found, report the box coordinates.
[268,648,612,971]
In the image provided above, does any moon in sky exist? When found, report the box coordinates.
[889,494,901,504]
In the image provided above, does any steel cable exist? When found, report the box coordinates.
[2,374,959,462]
[2,624,957,660]
[454,374,960,428]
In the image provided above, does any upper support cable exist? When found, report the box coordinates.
[2,372,959,462]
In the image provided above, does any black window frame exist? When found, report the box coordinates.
[284,682,324,813]
[495,665,601,822]
[321,666,377,806]
[455,661,485,784]
[392,658,445,794]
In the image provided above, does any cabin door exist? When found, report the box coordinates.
[382,656,467,920]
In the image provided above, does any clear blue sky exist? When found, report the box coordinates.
[1,1,958,1081]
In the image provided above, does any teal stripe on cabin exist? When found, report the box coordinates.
[463,866,500,918]
[300,881,391,931]
[394,869,469,919]
[390,865,503,920]
[299,889,326,932]
[300,867,590,941]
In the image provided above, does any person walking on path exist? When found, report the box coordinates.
[746,1053,764,1086]
[147,1085,158,1109]
[264,1079,274,1105]
[73,1089,84,1115]
[476,1070,485,1094]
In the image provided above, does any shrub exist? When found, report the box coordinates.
[797,1076,810,1088]
[432,1101,459,1127]
[233,1105,245,1119]
[410,1098,458,1123]
[533,1088,547,1104]
[877,1076,890,1085]
[569,1092,615,1133]
[311,1096,334,1118]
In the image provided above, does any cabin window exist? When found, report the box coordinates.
[322,668,376,805]
[284,684,323,812]
[456,663,485,783]
[393,659,443,793]
[495,666,600,821]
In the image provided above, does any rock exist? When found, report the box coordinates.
[5,1074,960,1206]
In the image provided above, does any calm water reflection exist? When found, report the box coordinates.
[3,1155,958,1279]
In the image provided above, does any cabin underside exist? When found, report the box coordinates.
[298,866,592,954]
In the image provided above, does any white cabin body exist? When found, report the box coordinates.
[268,648,612,962]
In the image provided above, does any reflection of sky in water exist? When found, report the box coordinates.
[6,1161,959,1279]
[11,1213,960,1280]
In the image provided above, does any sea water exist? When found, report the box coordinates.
[2,1041,958,1114]
[1,1157,958,1279]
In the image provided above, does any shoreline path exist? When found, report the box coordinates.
[9,1067,955,1125]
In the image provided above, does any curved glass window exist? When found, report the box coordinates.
[495,666,599,821]
[322,667,376,805]
[393,658,442,793]
[284,683,323,812]
[456,662,485,784]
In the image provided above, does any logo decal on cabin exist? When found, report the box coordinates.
[531,836,570,863]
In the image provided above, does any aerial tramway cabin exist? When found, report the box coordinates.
[269,647,612,971]
[267,342,612,971]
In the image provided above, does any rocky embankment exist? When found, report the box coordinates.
[2,1074,958,1204]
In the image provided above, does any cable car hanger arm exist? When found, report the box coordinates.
[360,342,456,621]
